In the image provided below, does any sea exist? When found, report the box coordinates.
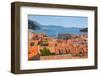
[31,25,87,37]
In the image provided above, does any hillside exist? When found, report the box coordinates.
[80,28,88,32]
[28,19,40,30]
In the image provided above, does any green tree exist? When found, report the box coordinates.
[40,47,51,56]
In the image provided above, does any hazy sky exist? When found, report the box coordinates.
[28,15,88,28]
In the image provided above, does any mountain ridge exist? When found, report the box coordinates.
[28,20,87,37]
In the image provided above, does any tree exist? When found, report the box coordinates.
[40,47,51,56]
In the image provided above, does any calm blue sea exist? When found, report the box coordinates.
[32,25,87,37]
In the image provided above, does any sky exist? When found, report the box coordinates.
[28,15,88,28]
